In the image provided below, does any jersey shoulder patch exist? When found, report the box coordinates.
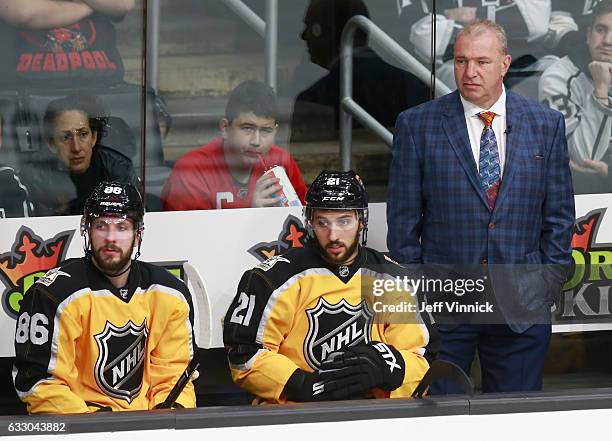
[249,247,314,289]
[255,255,290,272]
[37,267,71,287]
[383,254,404,267]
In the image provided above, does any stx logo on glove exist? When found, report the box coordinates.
[312,341,407,398]
[312,381,326,396]
[373,342,402,373]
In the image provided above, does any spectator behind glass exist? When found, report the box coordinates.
[161,80,307,210]
[0,114,34,218]
[290,0,429,142]
[539,0,612,194]
[21,93,138,216]
[405,0,551,64]
[0,0,134,89]
[403,1,553,93]
[545,1,602,58]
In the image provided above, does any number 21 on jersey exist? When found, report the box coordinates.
[229,292,255,326]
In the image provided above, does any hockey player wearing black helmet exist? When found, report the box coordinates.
[81,181,145,284]
[14,180,196,413]
[304,170,369,266]
[224,171,437,404]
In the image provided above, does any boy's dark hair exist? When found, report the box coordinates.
[225,80,278,122]
[593,0,612,21]
[43,94,109,140]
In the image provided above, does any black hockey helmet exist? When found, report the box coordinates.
[81,181,145,257]
[304,170,369,244]
[305,170,368,210]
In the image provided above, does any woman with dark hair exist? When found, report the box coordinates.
[43,94,109,175]
[23,93,138,216]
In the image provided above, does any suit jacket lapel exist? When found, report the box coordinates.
[442,91,490,209]
[494,91,525,211]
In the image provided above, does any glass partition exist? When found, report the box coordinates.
[0,0,611,414]
[0,0,147,217]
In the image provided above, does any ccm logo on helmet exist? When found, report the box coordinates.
[321,196,345,201]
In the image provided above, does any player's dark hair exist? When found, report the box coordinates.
[225,80,278,123]
[43,94,109,141]
[593,0,612,20]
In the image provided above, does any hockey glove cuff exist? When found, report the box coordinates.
[283,368,331,402]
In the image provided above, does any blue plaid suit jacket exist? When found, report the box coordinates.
[387,90,575,331]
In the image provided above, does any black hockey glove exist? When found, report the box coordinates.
[283,368,335,402]
[319,341,405,397]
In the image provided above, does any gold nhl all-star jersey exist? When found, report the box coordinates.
[223,245,437,403]
[13,258,196,413]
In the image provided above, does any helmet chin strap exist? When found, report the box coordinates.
[98,260,133,279]
[134,233,142,260]
[87,251,134,279]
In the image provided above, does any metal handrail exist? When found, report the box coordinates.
[264,0,278,89]
[145,0,160,92]
[146,0,278,90]
[223,0,266,36]
[214,0,279,89]
[339,15,453,170]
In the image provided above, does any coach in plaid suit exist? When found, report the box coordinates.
[387,20,575,393]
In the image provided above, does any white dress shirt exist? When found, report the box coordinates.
[459,86,508,176]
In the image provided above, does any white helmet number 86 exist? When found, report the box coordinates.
[104,186,123,195]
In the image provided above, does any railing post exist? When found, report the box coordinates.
[339,15,453,170]
[339,20,356,172]
[146,0,161,92]
[265,0,278,90]
[221,0,277,89]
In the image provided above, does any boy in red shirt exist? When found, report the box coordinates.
[162,81,307,210]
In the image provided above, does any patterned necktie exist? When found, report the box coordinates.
[478,111,500,211]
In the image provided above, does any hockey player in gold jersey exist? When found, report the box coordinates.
[13,181,196,413]
[223,171,437,403]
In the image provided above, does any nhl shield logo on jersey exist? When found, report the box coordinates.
[94,320,149,402]
[304,298,373,369]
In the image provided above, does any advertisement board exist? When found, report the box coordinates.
[1,198,611,356]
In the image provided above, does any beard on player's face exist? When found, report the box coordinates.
[315,228,361,265]
[91,239,134,274]
[321,236,360,264]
